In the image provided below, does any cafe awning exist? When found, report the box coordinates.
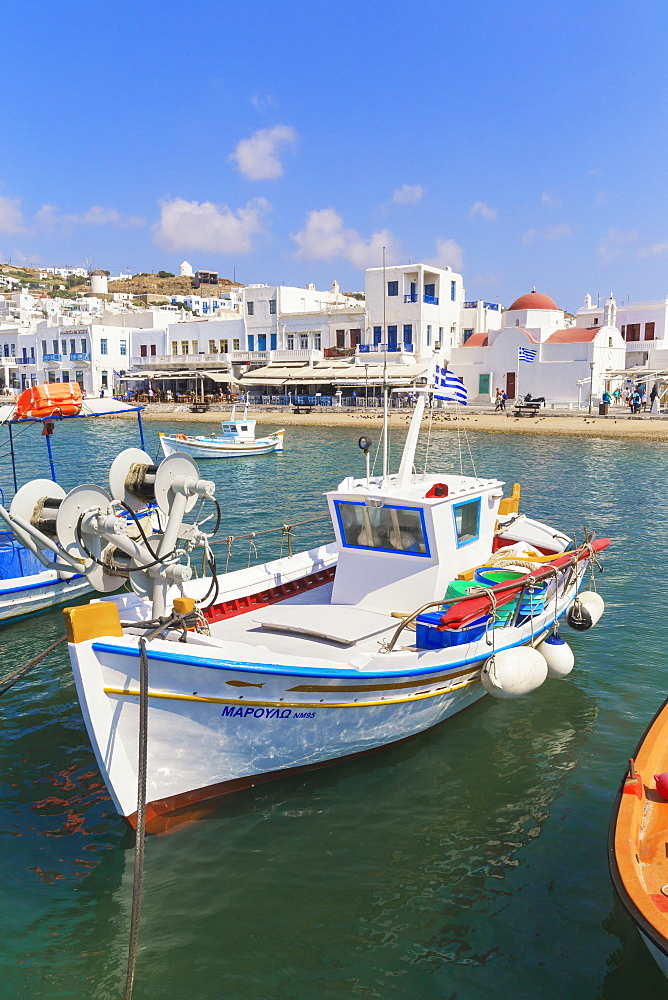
[120,370,237,382]
[239,361,428,386]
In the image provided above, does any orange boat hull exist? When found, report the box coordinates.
[610,696,668,977]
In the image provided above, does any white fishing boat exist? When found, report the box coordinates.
[0,364,610,832]
[0,385,148,624]
[158,406,284,459]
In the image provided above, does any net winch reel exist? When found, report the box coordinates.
[107,448,217,616]
[3,479,81,580]
[0,448,218,618]
[56,484,123,593]
[108,449,205,515]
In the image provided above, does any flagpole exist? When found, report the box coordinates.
[516,346,520,403]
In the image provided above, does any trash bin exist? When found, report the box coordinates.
[598,402,609,415]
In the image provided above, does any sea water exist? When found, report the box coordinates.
[0,416,666,999]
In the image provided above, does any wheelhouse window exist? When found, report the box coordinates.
[335,501,429,557]
[453,498,481,546]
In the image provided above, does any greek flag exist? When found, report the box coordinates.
[518,347,537,363]
[433,365,468,405]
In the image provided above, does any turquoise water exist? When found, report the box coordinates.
[1,416,667,999]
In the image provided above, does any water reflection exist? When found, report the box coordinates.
[0,422,667,998]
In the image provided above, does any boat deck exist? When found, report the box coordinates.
[204,581,410,667]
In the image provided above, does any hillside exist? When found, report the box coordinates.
[0,265,242,298]
[107,274,243,297]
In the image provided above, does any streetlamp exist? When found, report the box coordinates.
[588,361,595,414]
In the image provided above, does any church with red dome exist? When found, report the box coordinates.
[450,288,626,404]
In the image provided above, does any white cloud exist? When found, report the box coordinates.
[154,196,270,254]
[597,227,638,264]
[292,208,401,269]
[35,203,145,230]
[0,196,27,233]
[523,224,573,244]
[595,190,608,206]
[431,238,463,272]
[541,191,561,206]
[229,125,297,180]
[392,184,424,206]
[638,241,668,258]
[545,224,573,241]
[469,201,498,222]
[250,94,276,112]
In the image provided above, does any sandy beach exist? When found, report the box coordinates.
[126,403,668,442]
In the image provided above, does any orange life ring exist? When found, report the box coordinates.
[176,433,187,440]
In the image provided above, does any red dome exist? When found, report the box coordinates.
[508,290,559,311]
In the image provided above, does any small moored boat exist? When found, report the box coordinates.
[0,361,611,831]
[610,698,668,979]
[159,406,284,459]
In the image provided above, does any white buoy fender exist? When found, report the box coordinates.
[566,591,605,632]
[481,646,548,699]
[537,633,575,678]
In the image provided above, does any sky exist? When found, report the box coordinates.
[2,0,667,313]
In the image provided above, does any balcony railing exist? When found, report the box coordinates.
[132,353,226,368]
[404,294,418,303]
[464,300,499,310]
[272,349,323,362]
[43,354,62,362]
[358,344,413,354]
[17,357,35,365]
[70,352,90,361]
[423,295,439,305]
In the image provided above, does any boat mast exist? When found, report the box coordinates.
[396,389,427,486]
[382,246,389,484]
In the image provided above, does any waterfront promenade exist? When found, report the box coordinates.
[128,402,668,442]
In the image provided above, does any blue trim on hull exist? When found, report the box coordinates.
[91,608,567,681]
[0,573,85,595]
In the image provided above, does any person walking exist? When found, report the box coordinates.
[494,388,503,411]
[650,384,659,411]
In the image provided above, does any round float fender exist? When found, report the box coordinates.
[537,633,575,678]
[566,591,605,632]
[655,772,668,801]
[481,646,548,699]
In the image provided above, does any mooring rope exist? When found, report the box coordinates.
[0,634,67,696]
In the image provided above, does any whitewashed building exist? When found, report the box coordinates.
[450,289,626,405]
[361,263,464,361]
[576,293,668,369]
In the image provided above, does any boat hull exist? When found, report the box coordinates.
[69,634,489,831]
[0,571,91,623]
[159,434,283,459]
[609,696,668,981]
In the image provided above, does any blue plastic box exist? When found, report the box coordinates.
[415,611,491,649]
